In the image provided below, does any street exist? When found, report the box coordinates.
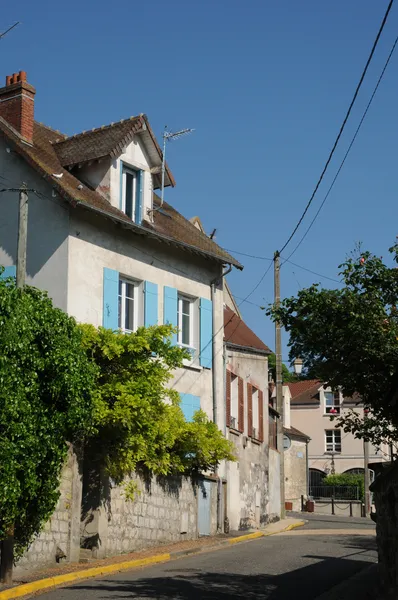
[41,514,377,599]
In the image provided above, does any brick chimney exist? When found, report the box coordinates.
[0,71,36,143]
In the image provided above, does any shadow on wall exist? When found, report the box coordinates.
[68,553,378,600]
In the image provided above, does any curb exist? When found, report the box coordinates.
[0,520,306,599]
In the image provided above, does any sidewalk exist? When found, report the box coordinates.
[0,517,305,599]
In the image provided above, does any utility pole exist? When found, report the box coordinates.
[274,251,285,518]
[0,185,28,584]
[363,409,371,518]
[17,185,28,288]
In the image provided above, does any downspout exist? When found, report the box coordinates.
[306,439,310,496]
[211,263,233,533]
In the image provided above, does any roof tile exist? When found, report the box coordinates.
[224,306,271,353]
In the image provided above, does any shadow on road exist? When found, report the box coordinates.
[70,553,377,599]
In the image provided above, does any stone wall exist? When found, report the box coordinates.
[81,472,205,559]
[284,436,308,511]
[268,449,281,521]
[14,447,81,575]
[370,461,398,598]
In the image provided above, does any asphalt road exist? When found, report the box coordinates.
[41,515,377,600]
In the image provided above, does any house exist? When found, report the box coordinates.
[224,305,281,528]
[282,385,310,511]
[288,380,391,489]
[0,70,243,568]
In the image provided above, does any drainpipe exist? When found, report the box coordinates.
[306,439,310,496]
[211,263,232,533]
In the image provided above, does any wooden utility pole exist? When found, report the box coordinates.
[274,251,285,518]
[364,440,371,517]
[16,185,28,288]
[0,185,28,584]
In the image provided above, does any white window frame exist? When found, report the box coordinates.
[325,429,342,453]
[324,390,341,415]
[122,166,138,220]
[118,278,141,333]
[177,294,198,364]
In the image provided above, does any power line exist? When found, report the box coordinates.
[284,32,398,262]
[282,258,341,284]
[224,248,273,261]
[0,22,20,40]
[278,0,395,255]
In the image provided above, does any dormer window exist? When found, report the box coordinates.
[324,390,341,415]
[121,163,143,224]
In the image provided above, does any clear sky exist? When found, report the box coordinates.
[1,1,397,363]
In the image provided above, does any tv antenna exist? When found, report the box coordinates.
[0,22,20,41]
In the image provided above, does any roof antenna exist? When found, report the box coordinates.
[0,22,20,41]
[149,125,194,214]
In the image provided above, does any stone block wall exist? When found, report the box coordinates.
[284,437,307,511]
[14,447,81,575]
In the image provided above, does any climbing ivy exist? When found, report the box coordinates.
[0,270,96,557]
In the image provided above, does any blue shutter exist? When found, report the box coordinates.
[144,281,158,326]
[180,393,201,422]
[0,266,16,280]
[103,268,119,330]
[200,298,213,368]
[135,170,143,225]
[164,286,178,345]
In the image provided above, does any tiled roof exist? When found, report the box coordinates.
[53,117,143,166]
[284,426,310,441]
[0,118,242,269]
[287,380,321,405]
[224,306,271,354]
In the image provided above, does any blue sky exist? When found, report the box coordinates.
[1,1,397,363]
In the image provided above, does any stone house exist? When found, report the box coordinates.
[0,70,243,569]
[223,305,280,529]
[288,380,391,489]
[282,385,310,511]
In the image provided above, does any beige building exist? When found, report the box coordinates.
[288,380,391,488]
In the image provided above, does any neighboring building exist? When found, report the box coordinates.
[282,385,310,511]
[288,380,391,489]
[224,306,280,528]
[0,70,244,566]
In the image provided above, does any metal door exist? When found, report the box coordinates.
[198,480,211,536]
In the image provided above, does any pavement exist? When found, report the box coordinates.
[2,512,379,599]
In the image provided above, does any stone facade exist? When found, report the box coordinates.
[14,447,82,575]
[370,462,398,598]
[284,432,308,511]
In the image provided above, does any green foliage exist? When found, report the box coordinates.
[268,242,398,441]
[268,353,298,383]
[0,270,96,556]
[323,473,364,500]
[81,324,235,483]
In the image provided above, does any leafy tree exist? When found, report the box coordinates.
[268,243,398,444]
[268,353,298,383]
[81,324,235,484]
[0,271,96,561]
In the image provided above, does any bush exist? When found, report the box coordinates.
[323,473,364,501]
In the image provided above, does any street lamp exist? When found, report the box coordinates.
[293,357,303,375]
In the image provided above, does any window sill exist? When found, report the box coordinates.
[228,426,241,437]
[324,413,341,417]
[324,451,341,455]
[182,360,202,372]
[251,438,262,446]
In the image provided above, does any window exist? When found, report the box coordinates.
[121,165,142,222]
[177,294,195,350]
[252,387,259,438]
[324,390,341,415]
[118,279,138,332]
[269,409,277,450]
[325,429,342,453]
[230,374,239,427]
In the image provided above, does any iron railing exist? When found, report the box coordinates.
[309,485,361,501]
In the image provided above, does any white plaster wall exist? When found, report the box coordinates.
[67,208,224,423]
[0,136,69,310]
[284,437,307,510]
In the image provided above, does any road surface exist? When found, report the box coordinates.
[41,514,377,599]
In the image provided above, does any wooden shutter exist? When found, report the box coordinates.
[199,298,213,368]
[226,370,231,428]
[238,377,244,433]
[247,383,253,437]
[144,281,158,326]
[103,267,119,330]
[258,390,264,442]
[163,286,178,345]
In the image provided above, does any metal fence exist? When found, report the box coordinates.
[309,485,361,501]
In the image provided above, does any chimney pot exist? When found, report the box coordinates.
[12,73,18,84]
[19,71,27,82]
[5,75,12,86]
